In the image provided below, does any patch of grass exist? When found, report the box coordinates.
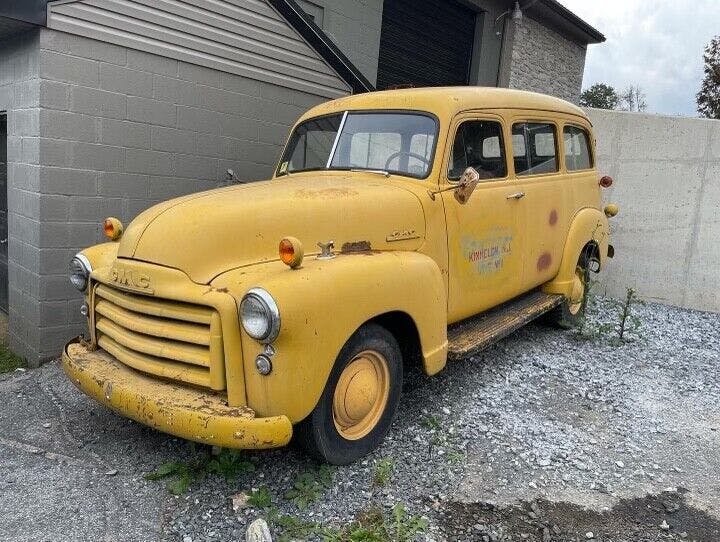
[445,450,466,464]
[327,504,428,542]
[247,486,272,509]
[372,458,394,488]
[269,504,428,542]
[0,344,24,374]
[422,414,440,430]
[145,446,254,495]
[268,508,325,542]
[284,465,334,510]
[206,448,255,481]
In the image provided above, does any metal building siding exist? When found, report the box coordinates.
[376,0,476,90]
[46,0,352,98]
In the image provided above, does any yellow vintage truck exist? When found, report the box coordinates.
[63,87,617,465]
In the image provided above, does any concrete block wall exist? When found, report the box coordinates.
[304,0,384,85]
[589,109,720,313]
[507,17,586,104]
[0,30,42,360]
[4,28,329,364]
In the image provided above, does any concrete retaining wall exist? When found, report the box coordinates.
[588,109,720,313]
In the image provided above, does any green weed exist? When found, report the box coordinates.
[145,447,254,494]
[284,465,334,509]
[372,458,394,488]
[247,486,272,509]
[0,345,24,374]
[422,415,440,430]
[327,504,428,542]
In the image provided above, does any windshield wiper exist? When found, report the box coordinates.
[351,169,390,178]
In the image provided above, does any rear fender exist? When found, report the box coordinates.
[213,251,448,422]
[543,208,610,298]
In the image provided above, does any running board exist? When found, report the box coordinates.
[447,291,564,360]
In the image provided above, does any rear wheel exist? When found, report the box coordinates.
[295,323,403,465]
[545,255,590,329]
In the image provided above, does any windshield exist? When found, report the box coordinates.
[277,112,438,179]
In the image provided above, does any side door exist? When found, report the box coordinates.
[509,115,569,291]
[441,113,526,324]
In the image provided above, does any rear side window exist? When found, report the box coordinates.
[449,120,507,180]
[511,123,558,176]
[564,126,593,171]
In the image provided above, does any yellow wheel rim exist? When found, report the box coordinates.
[568,265,586,315]
[332,350,390,441]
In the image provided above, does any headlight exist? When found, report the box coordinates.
[240,288,280,343]
[69,254,92,292]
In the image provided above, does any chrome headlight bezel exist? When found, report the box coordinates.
[69,254,92,292]
[239,288,281,344]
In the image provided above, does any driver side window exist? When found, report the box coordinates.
[449,120,507,180]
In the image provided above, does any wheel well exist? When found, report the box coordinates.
[369,311,423,371]
[582,240,601,272]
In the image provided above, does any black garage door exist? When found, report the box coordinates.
[376,0,477,90]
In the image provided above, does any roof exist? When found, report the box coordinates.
[299,86,589,123]
[529,0,605,45]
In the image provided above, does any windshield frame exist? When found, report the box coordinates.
[276,109,440,181]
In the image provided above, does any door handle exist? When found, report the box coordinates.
[506,192,526,200]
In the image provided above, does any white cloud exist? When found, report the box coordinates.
[557,0,719,116]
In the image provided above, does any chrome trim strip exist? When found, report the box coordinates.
[326,110,348,169]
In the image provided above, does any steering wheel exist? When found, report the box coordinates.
[384,151,430,171]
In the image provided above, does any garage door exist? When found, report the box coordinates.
[376,0,477,90]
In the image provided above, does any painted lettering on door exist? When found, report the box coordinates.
[461,231,513,275]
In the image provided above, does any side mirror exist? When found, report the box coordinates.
[454,167,480,204]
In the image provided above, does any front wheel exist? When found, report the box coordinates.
[544,255,590,329]
[295,323,403,465]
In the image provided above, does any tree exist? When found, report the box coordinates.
[620,85,648,112]
[579,83,620,109]
[697,36,720,119]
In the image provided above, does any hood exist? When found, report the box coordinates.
[117,175,426,284]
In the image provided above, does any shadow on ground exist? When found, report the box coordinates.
[439,489,720,541]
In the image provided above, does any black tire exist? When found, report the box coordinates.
[295,323,403,465]
[544,253,590,329]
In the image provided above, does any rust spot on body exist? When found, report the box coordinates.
[537,252,552,272]
[549,209,558,226]
[294,188,358,200]
[341,240,372,253]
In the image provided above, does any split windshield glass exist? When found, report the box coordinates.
[277,112,438,179]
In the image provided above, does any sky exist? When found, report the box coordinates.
[556,0,719,116]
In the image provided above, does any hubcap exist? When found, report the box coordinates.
[332,350,390,440]
[568,265,586,315]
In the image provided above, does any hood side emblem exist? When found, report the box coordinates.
[386,229,419,242]
[316,241,335,260]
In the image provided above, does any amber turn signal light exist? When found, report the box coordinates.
[604,203,619,218]
[599,176,613,188]
[279,237,304,269]
[103,217,124,241]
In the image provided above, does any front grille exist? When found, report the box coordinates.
[93,284,226,390]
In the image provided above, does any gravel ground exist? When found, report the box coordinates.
[0,296,718,542]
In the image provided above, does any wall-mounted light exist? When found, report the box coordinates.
[495,1,525,36]
[511,1,523,22]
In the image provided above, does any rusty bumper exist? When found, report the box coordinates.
[62,338,292,449]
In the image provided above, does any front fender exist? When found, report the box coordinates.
[213,252,448,422]
[80,242,119,272]
[543,207,610,298]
